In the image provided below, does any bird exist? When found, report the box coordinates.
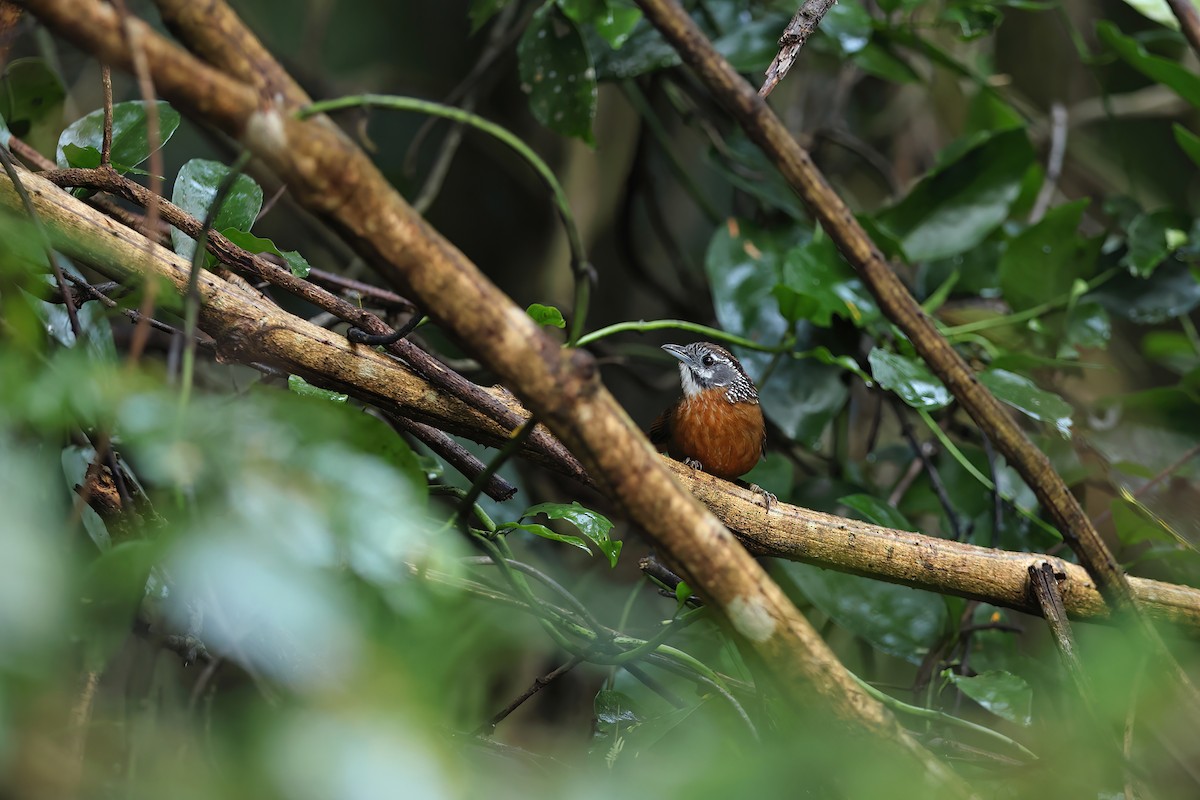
[650,342,772,504]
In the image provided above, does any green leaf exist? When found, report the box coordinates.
[288,375,348,403]
[594,689,640,726]
[526,302,566,328]
[944,669,1033,726]
[1062,302,1111,353]
[222,228,312,277]
[61,143,102,169]
[783,561,948,663]
[705,220,848,446]
[775,236,880,327]
[170,159,264,262]
[518,5,597,145]
[56,100,180,173]
[979,369,1073,437]
[838,494,916,531]
[558,0,641,49]
[0,58,65,156]
[998,199,1097,310]
[796,346,873,384]
[497,522,592,556]
[868,348,952,410]
[1088,262,1200,324]
[469,0,514,33]
[521,500,622,567]
[1122,209,1188,278]
[674,580,692,609]
[711,12,792,72]
[1097,21,1200,108]
[878,127,1035,262]
[1174,124,1200,169]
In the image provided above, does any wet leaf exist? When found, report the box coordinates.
[57,100,180,173]
[998,199,1098,310]
[868,348,952,410]
[878,127,1035,262]
[944,669,1033,726]
[518,5,597,145]
[223,228,311,277]
[979,369,1073,437]
[171,159,264,262]
[521,501,621,566]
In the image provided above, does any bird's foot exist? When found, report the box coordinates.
[683,457,704,471]
[736,479,776,509]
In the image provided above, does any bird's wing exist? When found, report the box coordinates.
[649,404,673,448]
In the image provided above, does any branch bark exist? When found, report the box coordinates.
[9,3,975,790]
[631,0,1200,715]
[6,161,1200,639]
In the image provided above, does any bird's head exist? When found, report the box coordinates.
[661,342,758,402]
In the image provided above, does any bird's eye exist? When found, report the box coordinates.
[701,354,715,367]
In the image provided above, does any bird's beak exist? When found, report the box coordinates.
[661,344,692,367]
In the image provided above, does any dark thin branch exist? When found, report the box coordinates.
[110,0,164,366]
[306,266,415,311]
[100,64,113,166]
[1092,442,1200,530]
[890,400,964,541]
[759,0,837,98]
[387,413,517,502]
[474,654,585,736]
[41,165,588,484]
[0,144,81,337]
[1028,562,1092,704]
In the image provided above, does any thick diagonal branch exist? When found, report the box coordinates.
[631,0,1200,713]
[11,2,974,789]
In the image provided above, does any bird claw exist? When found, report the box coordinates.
[748,482,775,509]
[683,457,704,471]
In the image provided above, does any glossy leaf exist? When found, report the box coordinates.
[839,494,916,531]
[775,236,880,327]
[944,669,1033,726]
[979,369,1073,437]
[1119,0,1184,28]
[878,127,1034,262]
[518,5,597,145]
[868,348,952,410]
[223,228,312,278]
[497,522,592,556]
[594,689,641,726]
[558,0,641,49]
[1088,262,1200,324]
[1098,22,1200,108]
[57,100,180,173]
[1122,209,1188,277]
[171,159,264,262]
[819,2,873,56]
[998,199,1097,310]
[705,220,849,446]
[526,302,566,328]
[783,561,948,663]
[288,375,348,403]
[521,501,621,566]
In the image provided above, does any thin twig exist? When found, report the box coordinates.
[1092,442,1200,530]
[474,654,586,736]
[890,400,964,540]
[110,0,163,366]
[388,413,517,502]
[1029,102,1067,224]
[1028,562,1092,704]
[100,65,113,165]
[759,0,837,98]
